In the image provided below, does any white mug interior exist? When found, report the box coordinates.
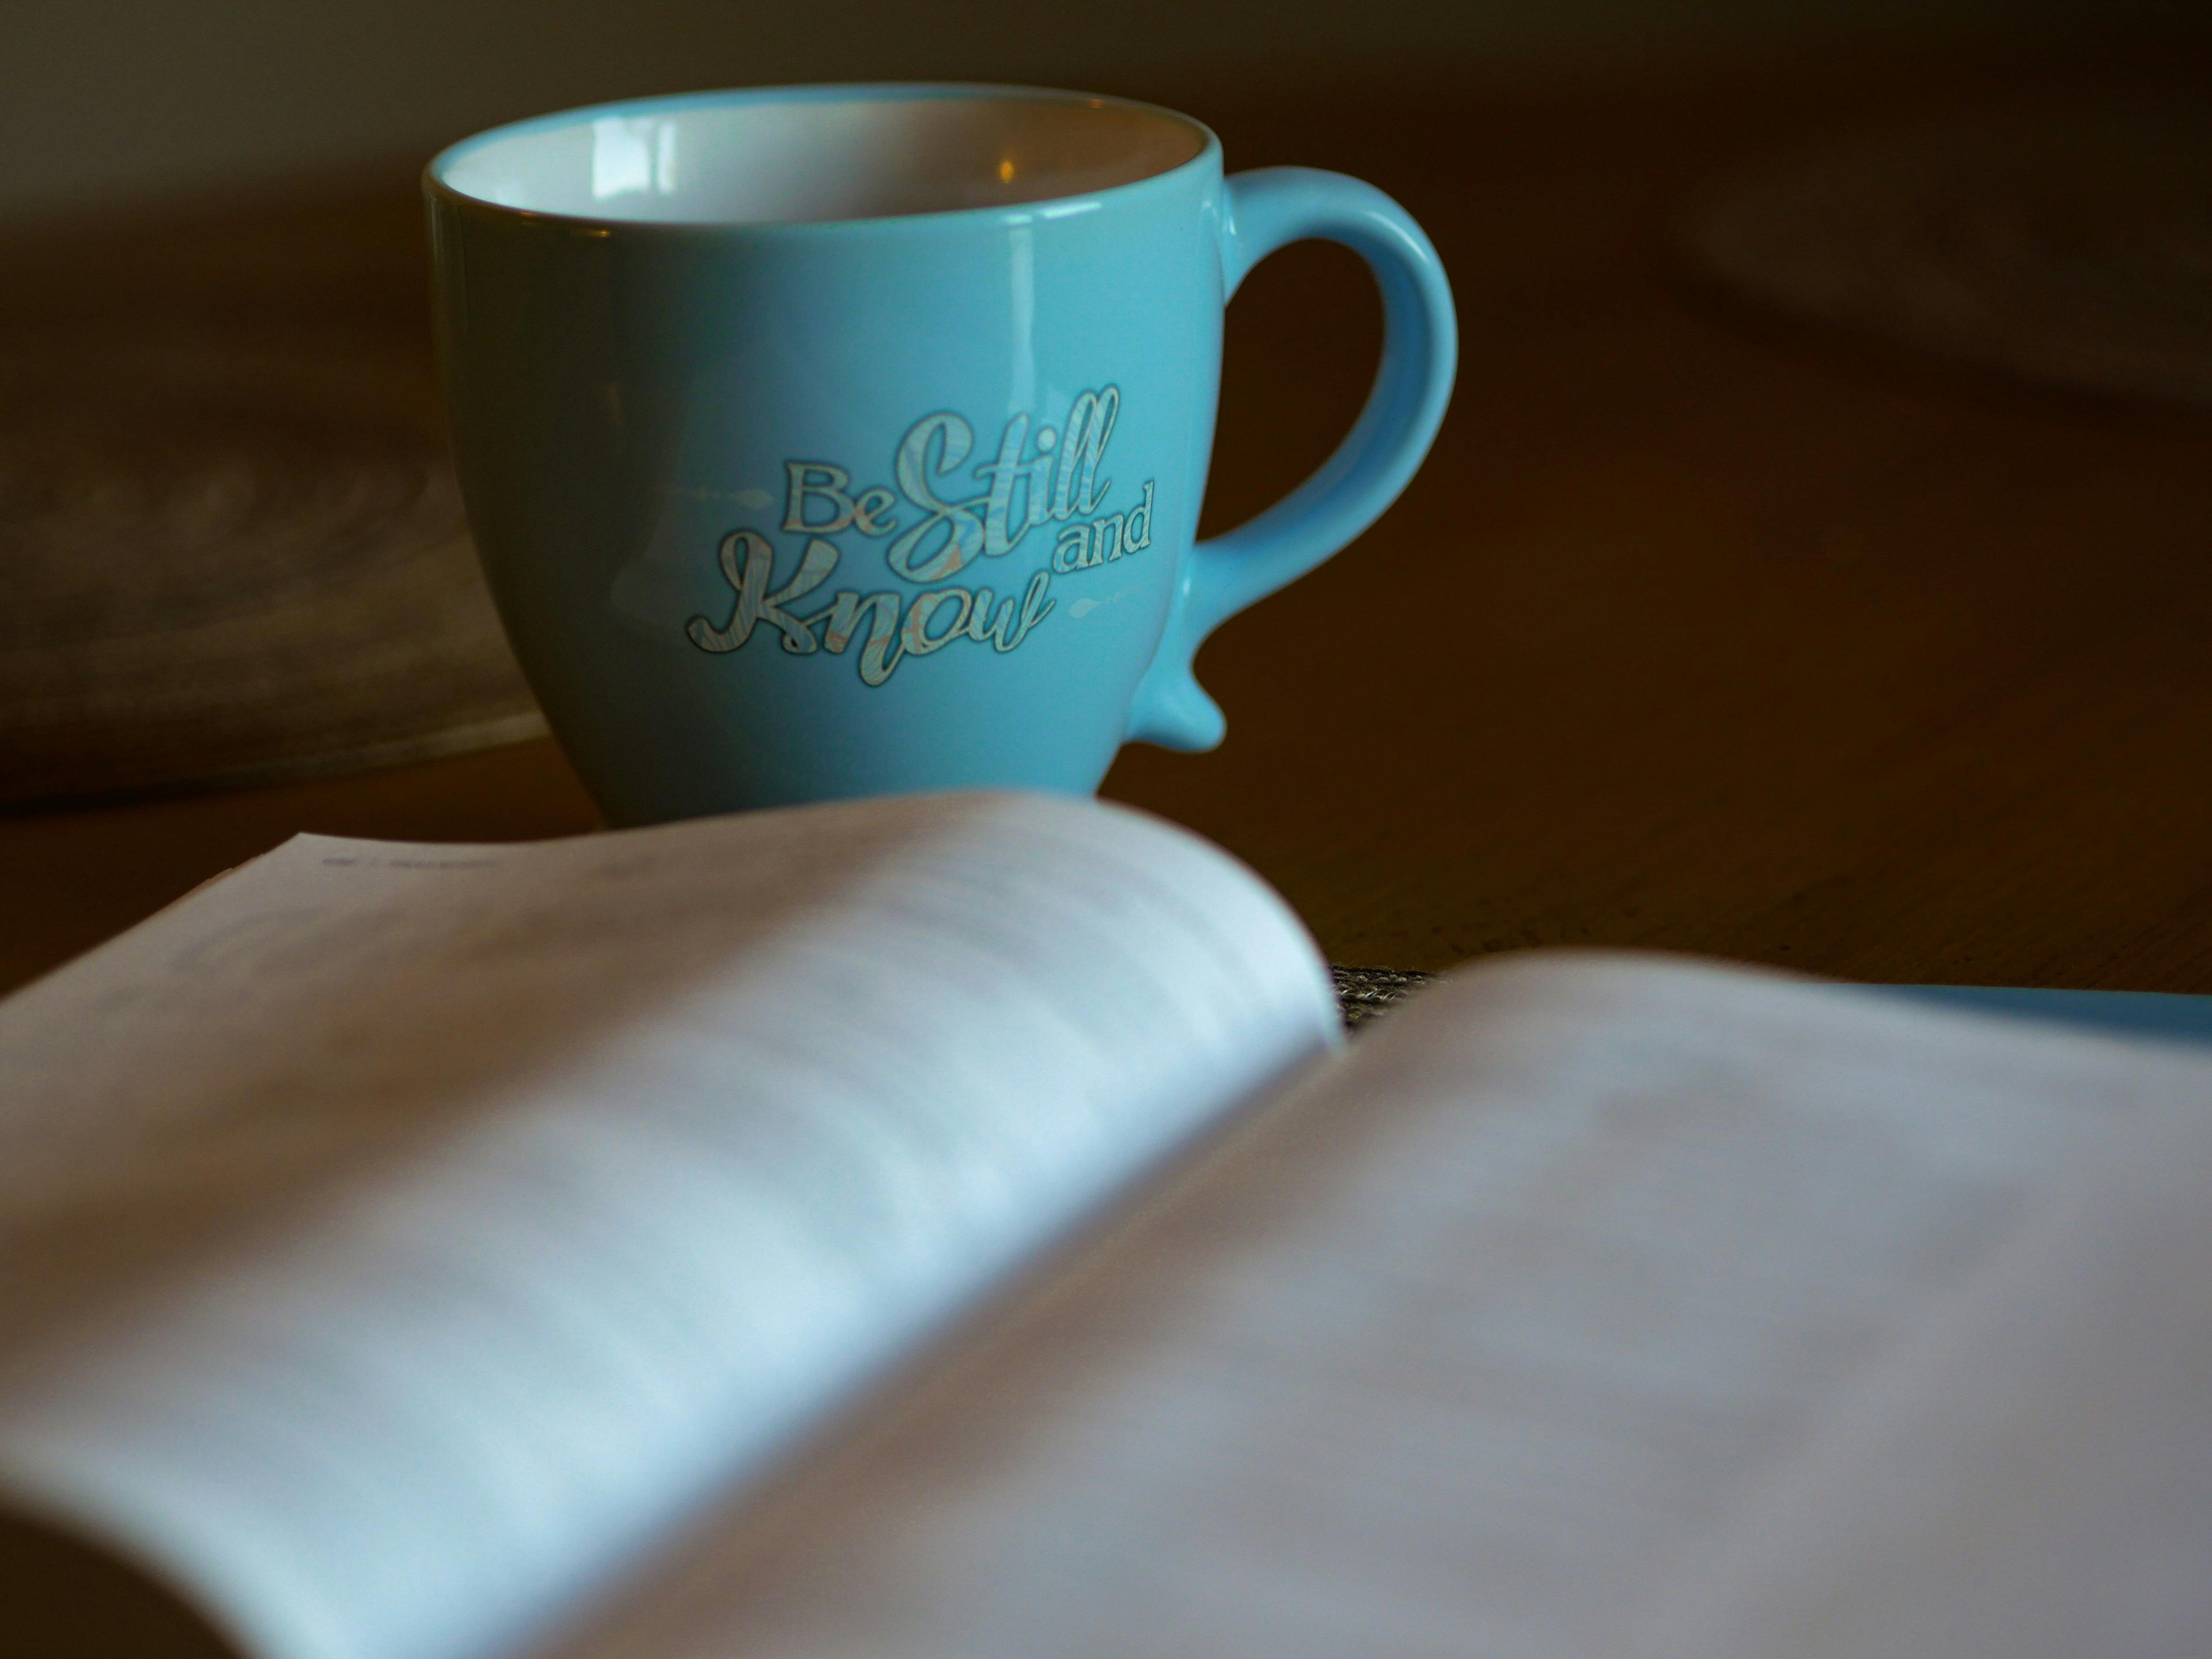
[434,89,1209,226]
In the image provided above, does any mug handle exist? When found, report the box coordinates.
[1126,166,1457,749]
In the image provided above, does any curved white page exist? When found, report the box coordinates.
[0,793,1336,1659]
[525,953,2212,1659]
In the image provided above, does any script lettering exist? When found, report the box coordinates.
[685,387,1149,687]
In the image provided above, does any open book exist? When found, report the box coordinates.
[3,791,2210,1659]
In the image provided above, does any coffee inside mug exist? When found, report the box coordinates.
[435,89,1209,226]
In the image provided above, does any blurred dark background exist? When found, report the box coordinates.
[3,0,2211,993]
[3,0,2204,214]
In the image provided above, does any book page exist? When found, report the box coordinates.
[533,952,2212,1659]
[0,793,1338,1659]
[1631,1067,2212,1659]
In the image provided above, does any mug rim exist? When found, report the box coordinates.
[423,82,1222,236]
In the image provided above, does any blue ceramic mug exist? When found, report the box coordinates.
[427,84,1454,823]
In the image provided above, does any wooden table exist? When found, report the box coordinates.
[6,52,2210,996]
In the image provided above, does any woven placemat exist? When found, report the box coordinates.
[1683,102,2212,406]
[1332,965,1435,1030]
[0,325,542,809]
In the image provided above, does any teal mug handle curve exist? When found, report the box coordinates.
[1127,166,1458,751]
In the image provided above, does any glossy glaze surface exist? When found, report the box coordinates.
[428,84,1454,821]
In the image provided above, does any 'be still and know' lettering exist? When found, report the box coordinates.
[685,385,1156,685]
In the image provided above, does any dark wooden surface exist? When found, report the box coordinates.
[5,53,2210,997]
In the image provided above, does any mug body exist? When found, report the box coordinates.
[427,86,1225,824]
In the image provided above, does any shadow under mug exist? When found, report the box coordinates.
[427,84,1455,824]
